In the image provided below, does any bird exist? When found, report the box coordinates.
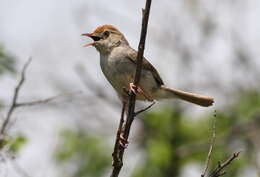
[81,25,214,107]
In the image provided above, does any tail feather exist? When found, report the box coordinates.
[156,86,214,107]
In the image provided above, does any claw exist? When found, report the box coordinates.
[117,132,128,148]
[129,83,138,94]
[129,83,154,102]
[119,134,128,148]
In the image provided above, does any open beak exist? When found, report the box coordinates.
[81,33,101,47]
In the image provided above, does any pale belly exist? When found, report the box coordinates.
[100,54,158,101]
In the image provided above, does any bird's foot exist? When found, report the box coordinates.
[117,130,128,148]
[129,83,154,102]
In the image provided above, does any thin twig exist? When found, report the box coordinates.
[0,58,80,143]
[201,111,240,177]
[201,110,217,177]
[134,101,155,117]
[110,0,152,176]
[208,151,241,177]
[0,58,32,135]
[15,91,82,107]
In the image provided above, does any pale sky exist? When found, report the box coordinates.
[0,0,260,177]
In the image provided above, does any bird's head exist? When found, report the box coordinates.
[82,25,128,54]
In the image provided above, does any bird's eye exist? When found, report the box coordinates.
[103,31,110,39]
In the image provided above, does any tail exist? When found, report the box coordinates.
[156,85,214,107]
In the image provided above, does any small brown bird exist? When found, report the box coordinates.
[82,25,214,107]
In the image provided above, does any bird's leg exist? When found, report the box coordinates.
[122,87,130,96]
[129,83,154,102]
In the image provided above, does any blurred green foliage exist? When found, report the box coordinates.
[0,44,16,110]
[55,130,111,177]
[133,90,260,177]
[0,44,26,159]
[0,45,16,76]
[9,136,27,153]
[54,90,260,177]
[0,135,27,153]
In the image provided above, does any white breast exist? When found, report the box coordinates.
[99,46,159,101]
[99,49,135,96]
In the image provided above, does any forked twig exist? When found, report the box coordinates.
[208,152,241,177]
[0,58,81,143]
[0,58,32,135]
[134,101,155,116]
[201,111,240,177]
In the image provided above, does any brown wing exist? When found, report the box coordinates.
[127,48,164,86]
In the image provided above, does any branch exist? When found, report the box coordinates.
[111,102,126,169]
[0,58,81,145]
[201,111,217,177]
[110,0,153,176]
[0,58,32,135]
[134,101,155,116]
[123,0,152,147]
[201,111,240,177]
[208,152,241,177]
[15,91,82,107]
